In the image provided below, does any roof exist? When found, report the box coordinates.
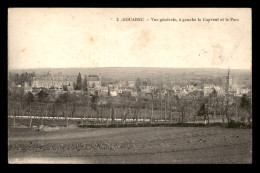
[33,76,76,81]
[98,86,108,90]
[131,88,138,92]
[23,86,32,90]
[87,76,100,81]
[88,75,98,77]
[128,81,135,84]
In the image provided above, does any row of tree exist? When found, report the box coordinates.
[8,72,36,87]
[9,84,252,122]
[8,92,252,129]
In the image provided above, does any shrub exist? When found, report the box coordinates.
[227,120,252,129]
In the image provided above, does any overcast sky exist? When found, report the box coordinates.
[8,8,251,70]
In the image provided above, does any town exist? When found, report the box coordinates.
[8,68,252,125]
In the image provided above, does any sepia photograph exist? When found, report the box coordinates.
[8,8,252,164]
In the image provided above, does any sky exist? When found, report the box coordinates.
[8,8,252,70]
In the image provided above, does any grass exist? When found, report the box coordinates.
[78,122,229,128]
[9,117,252,130]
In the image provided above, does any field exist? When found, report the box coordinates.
[8,123,252,164]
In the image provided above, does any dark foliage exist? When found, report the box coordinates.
[56,92,71,103]
[197,103,206,117]
[24,91,34,105]
[37,90,49,102]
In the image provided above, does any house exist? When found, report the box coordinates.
[118,87,132,95]
[140,85,153,94]
[23,82,30,87]
[110,90,118,97]
[131,89,138,97]
[74,90,84,95]
[203,84,214,96]
[235,88,250,97]
[88,88,96,95]
[97,86,108,92]
[23,86,32,93]
[172,85,181,92]
[97,86,108,97]
[47,88,57,95]
[119,81,127,88]
[121,90,131,97]
[128,81,135,88]
[118,88,123,94]
[108,84,119,90]
[67,86,74,93]
[54,88,64,95]
[87,75,101,88]
[9,86,24,95]
[32,87,45,95]
[177,89,188,99]
[186,91,198,100]
[140,91,147,97]
[216,88,225,97]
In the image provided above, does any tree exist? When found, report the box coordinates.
[73,82,76,90]
[63,85,68,91]
[24,91,34,105]
[76,73,82,90]
[23,92,34,127]
[56,92,71,103]
[123,106,130,124]
[8,88,12,100]
[70,93,76,118]
[62,104,69,127]
[31,71,36,77]
[111,107,115,123]
[240,94,252,122]
[82,75,88,91]
[134,96,141,124]
[11,72,34,86]
[108,86,111,97]
[150,93,154,123]
[37,90,49,102]
[240,94,251,111]
[135,78,141,93]
[178,99,189,124]
[225,97,230,123]
[210,89,217,98]
[14,73,20,85]
[197,103,207,123]
[91,94,98,111]
[218,96,226,122]
[92,82,96,88]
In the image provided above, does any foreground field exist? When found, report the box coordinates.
[8,126,252,164]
